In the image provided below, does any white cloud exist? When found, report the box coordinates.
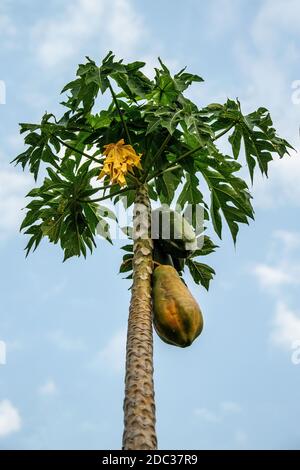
[234,429,248,447]
[251,229,300,291]
[270,302,300,350]
[49,330,85,352]
[21,90,50,111]
[273,230,300,253]
[106,0,145,57]
[238,0,300,110]
[232,1,300,209]
[33,0,145,68]
[194,401,242,423]
[234,41,290,115]
[205,0,241,39]
[6,339,22,352]
[0,400,21,438]
[0,169,31,238]
[6,134,24,151]
[41,280,66,301]
[33,0,105,68]
[38,379,58,396]
[252,263,299,289]
[253,152,300,209]
[91,329,126,373]
[250,231,300,352]
[251,0,300,49]
[194,407,220,423]
[221,401,242,414]
[0,14,16,38]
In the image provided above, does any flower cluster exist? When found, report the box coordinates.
[98,139,142,186]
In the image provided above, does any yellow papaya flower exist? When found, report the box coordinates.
[98,139,142,186]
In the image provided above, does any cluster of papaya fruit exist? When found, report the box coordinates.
[151,207,203,348]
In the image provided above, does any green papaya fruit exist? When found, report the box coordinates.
[151,207,197,259]
[153,240,174,267]
[152,265,203,347]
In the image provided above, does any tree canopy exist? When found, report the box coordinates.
[13,51,292,289]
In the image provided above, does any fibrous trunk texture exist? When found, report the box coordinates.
[122,184,157,450]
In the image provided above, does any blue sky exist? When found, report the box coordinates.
[0,0,300,450]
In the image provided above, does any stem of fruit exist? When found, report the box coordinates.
[108,83,133,147]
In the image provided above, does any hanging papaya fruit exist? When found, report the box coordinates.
[151,207,197,259]
[153,241,174,267]
[152,265,203,347]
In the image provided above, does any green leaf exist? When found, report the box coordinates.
[20,158,102,259]
[97,218,113,244]
[147,182,158,201]
[83,204,100,231]
[174,69,204,92]
[20,209,41,231]
[112,62,152,101]
[191,235,219,257]
[196,149,254,242]
[121,244,133,252]
[149,59,180,106]
[120,190,135,209]
[24,224,44,256]
[145,107,183,135]
[98,204,118,222]
[187,259,215,290]
[238,108,293,181]
[177,173,204,208]
[228,127,242,159]
[155,170,182,205]
[87,110,112,129]
[240,123,272,181]
[119,254,133,274]
[200,100,292,181]
[182,111,214,147]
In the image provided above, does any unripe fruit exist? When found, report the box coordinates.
[152,265,203,347]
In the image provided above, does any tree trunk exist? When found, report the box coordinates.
[122,184,157,450]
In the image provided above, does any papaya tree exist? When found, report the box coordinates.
[12,52,292,450]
